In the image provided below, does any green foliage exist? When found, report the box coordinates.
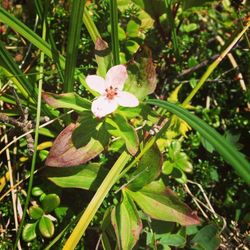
[1,0,249,249]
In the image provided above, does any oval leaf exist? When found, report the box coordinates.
[22,222,37,242]
[29,205,44,220]
[126,180,200,226]
[111,191,142,250]
[41,194,60,213]
[128,144,163,191]
[42,92,91,112]
[45,123,108,167]
[38,216,55,238]
[44,163,107,190]
[106,114,139,155]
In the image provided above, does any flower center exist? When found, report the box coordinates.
[105,86,118,100]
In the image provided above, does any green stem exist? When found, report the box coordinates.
[182,23,249,107]
[83,6,101,43]
[13,9,46,250]
[63,151,131,249]
[110,0,120,65]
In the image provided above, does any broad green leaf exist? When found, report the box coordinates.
[38,216,55,238]
[41,194,60,213]
[127,144,163,191]
[95,38,112,78]
[111,191,142,250]
[191,224,220,250]
[146,99,250,184]
[45,123,108,167]
[159,233,186,248]
[126,180,200,226]
[125,51,157,101]
[22,222,37,242]
[45,163,107,190]
[72,113,108,148]
[29,206,44,220]
[106,113,139,155]
[42,92,91,112]
[181,23,199,33]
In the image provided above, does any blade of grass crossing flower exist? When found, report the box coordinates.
[64,0,85,93]
[63,151,131,249]
[182,23,250,107]
[110,0,120,65]
[83,6,101,43]
[147,99,250,184]
[13,10,47,250]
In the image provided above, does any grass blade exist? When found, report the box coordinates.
[0,41,36,103]
[110,0,120,65]
[64,0,85,93]
[147,99,250,184]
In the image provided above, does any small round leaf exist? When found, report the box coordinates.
[22,222,37,242]
[29,205,44,220]
[41,194,60,213]
[38,216,55,238]
[31,187,44,197]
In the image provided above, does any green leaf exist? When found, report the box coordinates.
[42,92,91,112]
[45,163,108,190]
[127,144,163,191]
[126,20,140,38]
[126,180,200,226]
[45,123,108,167]
[72,113,108,148]
[191,224,220,250]
[32,187,45,197]
[181,23,198,33]
[0,42,36,103]
[106,113,139,155]
[22,222,38,242]
[41,194,60,213]
[38,216,55,238]
[29,206,44,220]
[159,233,186,248]
[125,40,140,54]
[63,0,85,93]
[182,0,214,10]
[111,191,142,250]
[125,51,157,101]
[146,99,250,184]
[95,38,112,78]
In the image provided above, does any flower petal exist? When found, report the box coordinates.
[86,75,107,94]
[115,91,139,107]
[91,96,118,118]
[106,65,128,90]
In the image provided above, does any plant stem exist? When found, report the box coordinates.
[63,151,131,249]
[13,8,47,250]
[110,0,120,65]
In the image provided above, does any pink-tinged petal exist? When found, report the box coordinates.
[115,91,139,107]
[91,96,118,118]
[86,75,107,94]
[106,65,128,90]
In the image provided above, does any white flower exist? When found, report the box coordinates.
[86,65,139,118]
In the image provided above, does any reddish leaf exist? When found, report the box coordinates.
[45,123,107,167]
[126,180,200,226]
